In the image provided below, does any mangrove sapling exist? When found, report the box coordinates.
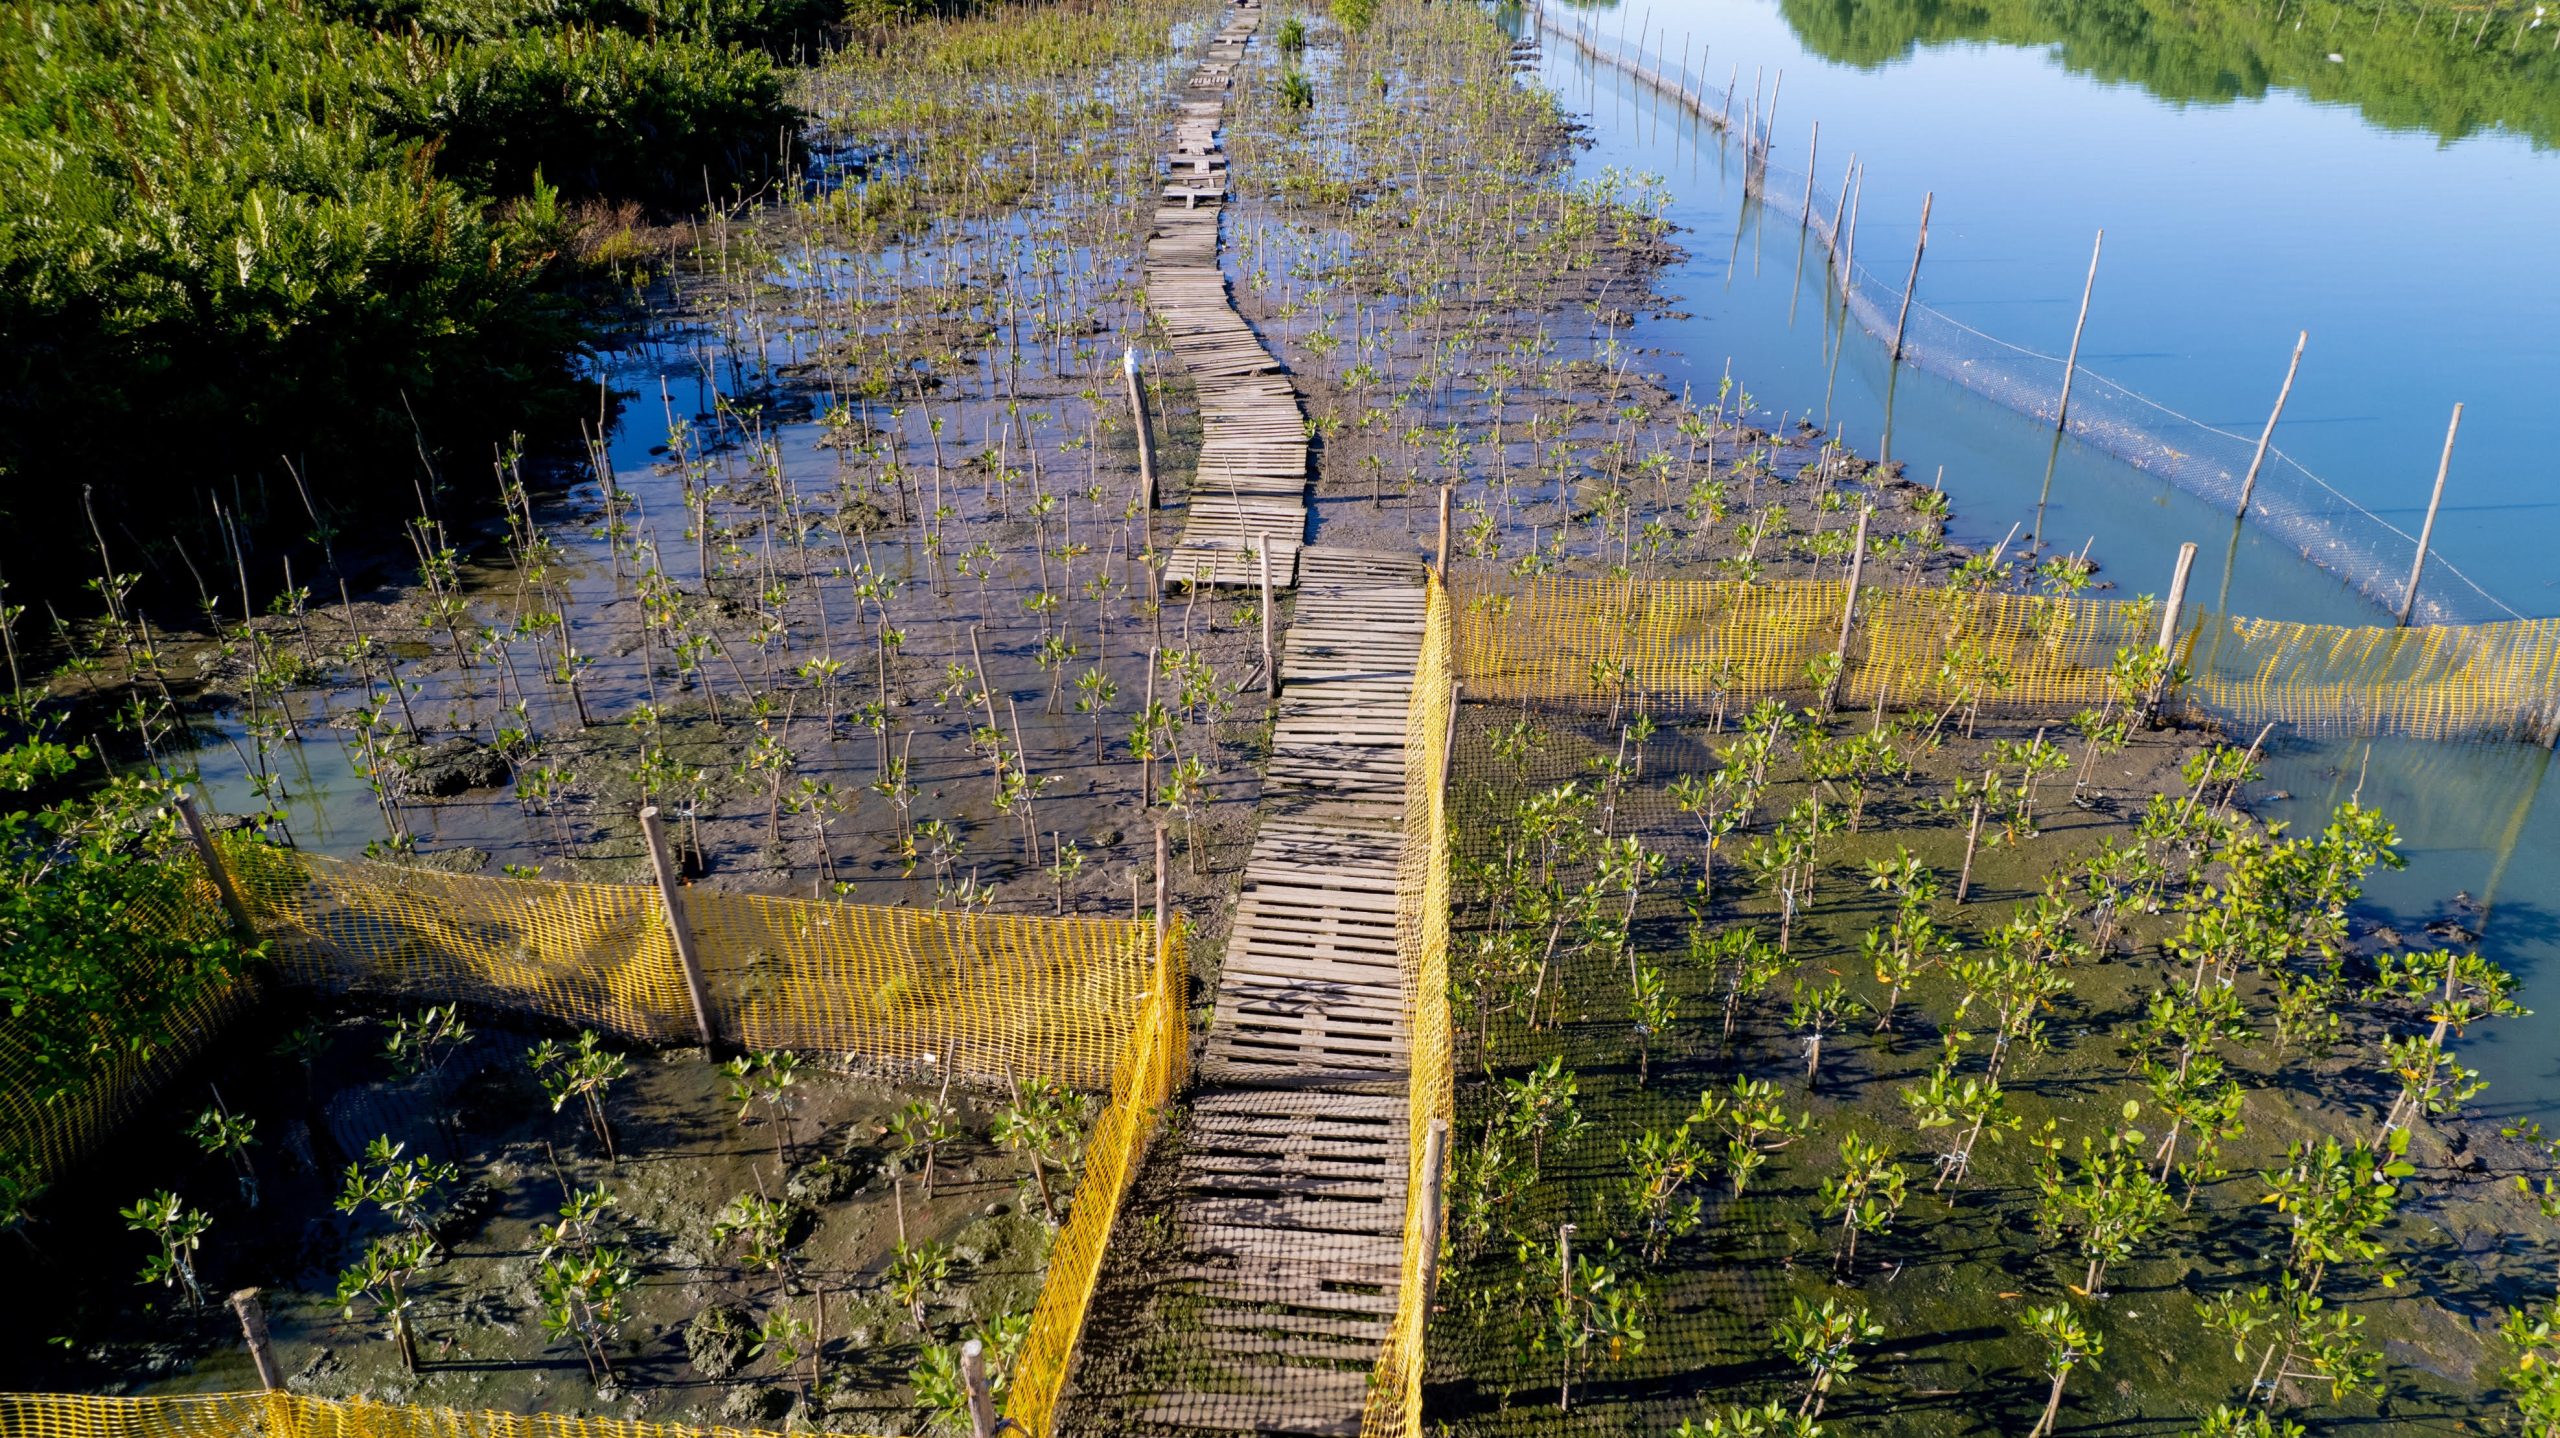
[1693,924,1789,1038]
[1772,1295,1882,1420]
[2500,1297,2560,1436]
[723,1050,803,1170]
[1818,1132,1910,1277]
[1676,1404,1824,1437]
[383,1004,471,1080]
[189,1099,258,1208]
[1697,1077,1813,1198]
[1900,1041,2020,1191]
[337,1231,434,1373]
[1951,944,2071,1082]
[1499,1056,1590,1178]
[123,1191,211,1308]
[995,1079,1091,1226]
[2036,1103,2171,1298]
[753,1306,816,1403]
[1629,962,1676,1086]
[1523,1231,1649,1414]
[2260,1135,2409,1297]
[2199,1275,2381,1410]
[2023,1303,2103,1438]
[338,1138,460,1253]
[1787,978,1863,1087]
[540,1244,638,1383]
[2370,948,2527,1142]
[888,1099,958,1200]
[530,1031,630,1162]
[1619,1118,1708,1264]
[888,1235,954,1337]
[2191,1409,2306,1438]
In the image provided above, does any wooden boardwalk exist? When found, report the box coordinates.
[1073,567,1430,1438]
[1147,3,1311,589]
[1059,11,1440,1433]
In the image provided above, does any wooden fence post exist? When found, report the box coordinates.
[639,805,718,1049]
[230,1289,285,1391]
[2397,402,2463,628]
[1827,507,1870,713]
[1125,348,1159,510]
[1435,484,1453,576]
[175,795,257,940]
[1891,192,1932,363]
[2143,541,2199,724]
[961,1337,998,1438]
[1417,1117,1452,1306]
[2056,230,2103,433]
[2235,331,2307,520]
[1259,546,1278,699]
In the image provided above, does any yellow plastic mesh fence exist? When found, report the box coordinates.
[218,845,1156,1090]
[0,1392,896,1438]
[1361,575,1457,1438]
[1008,915,1188,1437]
[1451,575,2560,742]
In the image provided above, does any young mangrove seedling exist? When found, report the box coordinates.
[189,1098,258,1208]
[530,1030,630,1162]
[1818,1132,1911,1277]
[888,1099,959,1201]
[336,1230,433,1373]
[1772,1295,1881,1419]
[383,1003,471,1080]
[1676,1401,1824,1437]
[122,1190,211,1308]
[2036,1102,2170,1298]
[994,1078,1092,1226]
[337,1137,459,1253]
[2023,1303,2103,1438]
[722,1050,803,1169]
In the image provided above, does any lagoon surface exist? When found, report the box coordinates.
[1525,0,2560,1108]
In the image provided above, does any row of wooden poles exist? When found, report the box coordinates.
[1545,6,2474,629]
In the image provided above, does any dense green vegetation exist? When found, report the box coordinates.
[0,0,811,609]
[1777,0,2560,148]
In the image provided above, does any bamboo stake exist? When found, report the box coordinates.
[2056,230,2103,432]
[230,1290,285,1391]
[1435,483,1453,575]
[2397,403,2463,627]
[640,805,718,1049]
[1891,192,1933,363]
[1828,507,1871,712]
[1259,546,1277,699]
[2235,331,2307,520]
[961,1338,997,1438]
[1416,1117,1452,1306]
[175,795,256,939]
[1124,348,1158,509]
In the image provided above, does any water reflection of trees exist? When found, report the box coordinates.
[1774,0,2560,146]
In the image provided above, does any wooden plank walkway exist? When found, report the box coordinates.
[1057,11,1441,1434]
[1146,1,1310,590]
[1071,576,1427,1438]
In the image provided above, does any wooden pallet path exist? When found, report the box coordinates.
[1145,1,1311,591]
[1066,583,1424,1438]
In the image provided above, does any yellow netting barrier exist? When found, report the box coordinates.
[218,846,1154,1090]
[0,1392,894,1438]
[1361,574,1456,1438]
[1008,914,1187,1436]
[1452,574,2560,742]
[5,852,1184,1438]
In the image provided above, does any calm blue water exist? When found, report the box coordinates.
[1524,0,2560,1109]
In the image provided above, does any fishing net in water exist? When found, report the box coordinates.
[1540,15,2516,627]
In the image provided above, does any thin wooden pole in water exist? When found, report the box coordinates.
[2236,331,2308,520]
[2143,541,2199,724]
[1802,121,1818,224]
[1891,191,1933,363]
[1124,347,1158,509]
[2056,230,2103,433]
[2397,402,2464,627]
